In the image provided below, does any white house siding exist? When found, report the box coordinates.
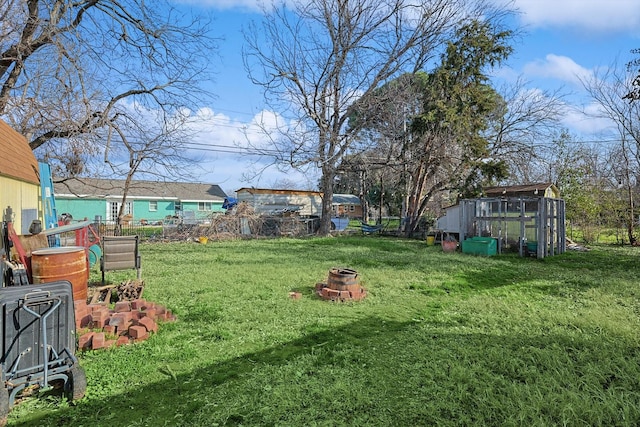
[236,189,322,217]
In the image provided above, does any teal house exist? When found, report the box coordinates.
[54,178,227,224]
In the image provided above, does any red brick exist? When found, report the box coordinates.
[350,287,367,301]
[339,291,351,300]
[89,304,105,312]
[107,314,125,329]
[112,311,133,323]
[103,324,116,336]
[315,282,326,292]
[74,302,90,319]
[155,305,166,315]
[327,289,340,299]
[92,332,106,349]
[104,339,116,349]
[91,310,110,328]
[143,308,157,320]
[128,325,147,339]
[130,299,147,310]
[159,309,174,321]
[321,287,331,298]
[118,322,133,335]
[289,292,302,300]
[114,301,131,312]
[116,335,131,346]
[138,316,158,333]
[79,313,93,328]
[78,332,94,350]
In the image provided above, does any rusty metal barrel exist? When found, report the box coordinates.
[31,246,89,302]
[327,268,360,291]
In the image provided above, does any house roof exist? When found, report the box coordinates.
[332,194,361,205]
[55,177,227,201]
[483,182,559,198]
[0,119,39,185]
[236,187,321,197]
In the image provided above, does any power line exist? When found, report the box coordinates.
[183,141,283,155]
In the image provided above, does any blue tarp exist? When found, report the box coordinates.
[223,197,238,210]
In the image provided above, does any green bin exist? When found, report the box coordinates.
[461,237,497,256]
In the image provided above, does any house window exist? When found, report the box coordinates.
[198,202,212,211]
[349,205,355,212]
[149,201,158,212]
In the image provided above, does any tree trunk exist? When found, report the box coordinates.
[318,169,335,236]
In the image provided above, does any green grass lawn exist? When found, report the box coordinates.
[8,236,640,426]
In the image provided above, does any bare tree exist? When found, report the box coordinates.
[582,63,640,244]
[96,108,200,234]
[488,78,565,183]
[0,0,215,181]
[244,0,508,235]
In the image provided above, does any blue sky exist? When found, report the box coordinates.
[172,0,640,195]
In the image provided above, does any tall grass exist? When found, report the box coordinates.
[9,237,640,426]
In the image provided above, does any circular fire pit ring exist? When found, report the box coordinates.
[316,267,367,302]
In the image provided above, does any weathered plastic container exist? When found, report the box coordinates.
[0,281,86,419]
[461,237,497,256]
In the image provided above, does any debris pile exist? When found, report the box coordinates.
[89,279,144,305]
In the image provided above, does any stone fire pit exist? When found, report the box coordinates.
[316,267,367,302]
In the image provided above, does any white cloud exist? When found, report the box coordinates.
[182,108,320,195]
[511,0,640,33]
[561,107,613,136]
[522,54,594,87]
